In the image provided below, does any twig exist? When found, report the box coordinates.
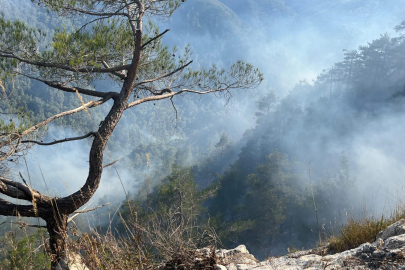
[170,96,178,123]
[0,220,46,228]
[134,60,192,87]
[103,157,123,168]
[19,171,29,187]
[74,203,110,214]
[22,132,97,146]
[68,203,109,223]
[102,60,126,79]
[141,29,170,49]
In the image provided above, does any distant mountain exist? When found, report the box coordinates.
[171,0,241,37]
[219,0,294,21]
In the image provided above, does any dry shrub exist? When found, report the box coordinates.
[67,203,219,270]
[68,228,153,270]
[327,208,405,253]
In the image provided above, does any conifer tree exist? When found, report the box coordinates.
[0,1,262,268]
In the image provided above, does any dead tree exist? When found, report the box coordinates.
[0,0,263,268]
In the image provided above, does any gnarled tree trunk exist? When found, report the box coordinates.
[46,214,69,269]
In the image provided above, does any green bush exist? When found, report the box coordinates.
[0,229,50,270]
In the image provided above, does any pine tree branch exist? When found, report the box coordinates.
[22,132,97,146]
[16,72,119,99]
[0,52,131,74]
[134,60,193,87]
[141,29,170,49]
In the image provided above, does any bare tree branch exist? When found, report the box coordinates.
[21,100,105,137]
[0,99,106,154]
[16,72,119,99]
[68,203,110,223]
[126,87,231,109]
[127,91,176,109]
[134,60,193,87]
[170,96,178,121]
[0,176,48,202]
[18,172,30,187]
[141,29,170,49]
[58,6,129,18]
[101,60,126,79]
[0,198,40,217]
[74,203,109,214]
[76,15,112,33]
[0,137,20,162]
[0,180,31,201]
[21,132,97,146]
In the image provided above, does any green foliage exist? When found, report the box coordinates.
[215,132,229,150]
[256,89,276,116]
[150,165,203,213]
[32,0,183,17]
[0,230,50,270]
[0,14,45,73]
[244,151,301,235]
[114,165,219,265]
[207,150,308,250]
[120,165,218,232]
[182,60,263,98]
[395,20,405,33]
[48,20,133,69]
[209,165,245,222]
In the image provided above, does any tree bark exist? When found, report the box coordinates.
[45,214,69,270]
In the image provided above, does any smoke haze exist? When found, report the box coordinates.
[2,0,405,254]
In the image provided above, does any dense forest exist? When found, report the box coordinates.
[1,0,405,268]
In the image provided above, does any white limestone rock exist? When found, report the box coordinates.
[376,219,405,241]
[384,234,405,250]
[217,245,259,266]
[55,252,89,270]
[213,220,405,270]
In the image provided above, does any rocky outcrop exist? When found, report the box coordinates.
[63,220,405,269]
[216,245,259,269]
[216,219,405,270]
[55,252,89,270]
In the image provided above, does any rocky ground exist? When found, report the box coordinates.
[215,219,405,270]
[62,219,405,269]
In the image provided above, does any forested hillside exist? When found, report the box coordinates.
[1,0,405,268]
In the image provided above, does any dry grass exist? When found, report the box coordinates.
[64,202,219,270]
[327,208,405,253]
[68,229,154,270]
[0,204,219,270]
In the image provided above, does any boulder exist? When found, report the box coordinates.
[216,245,259,266]
[384,234,405,250]
[55,252,89,270]
[376,219,405,241]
